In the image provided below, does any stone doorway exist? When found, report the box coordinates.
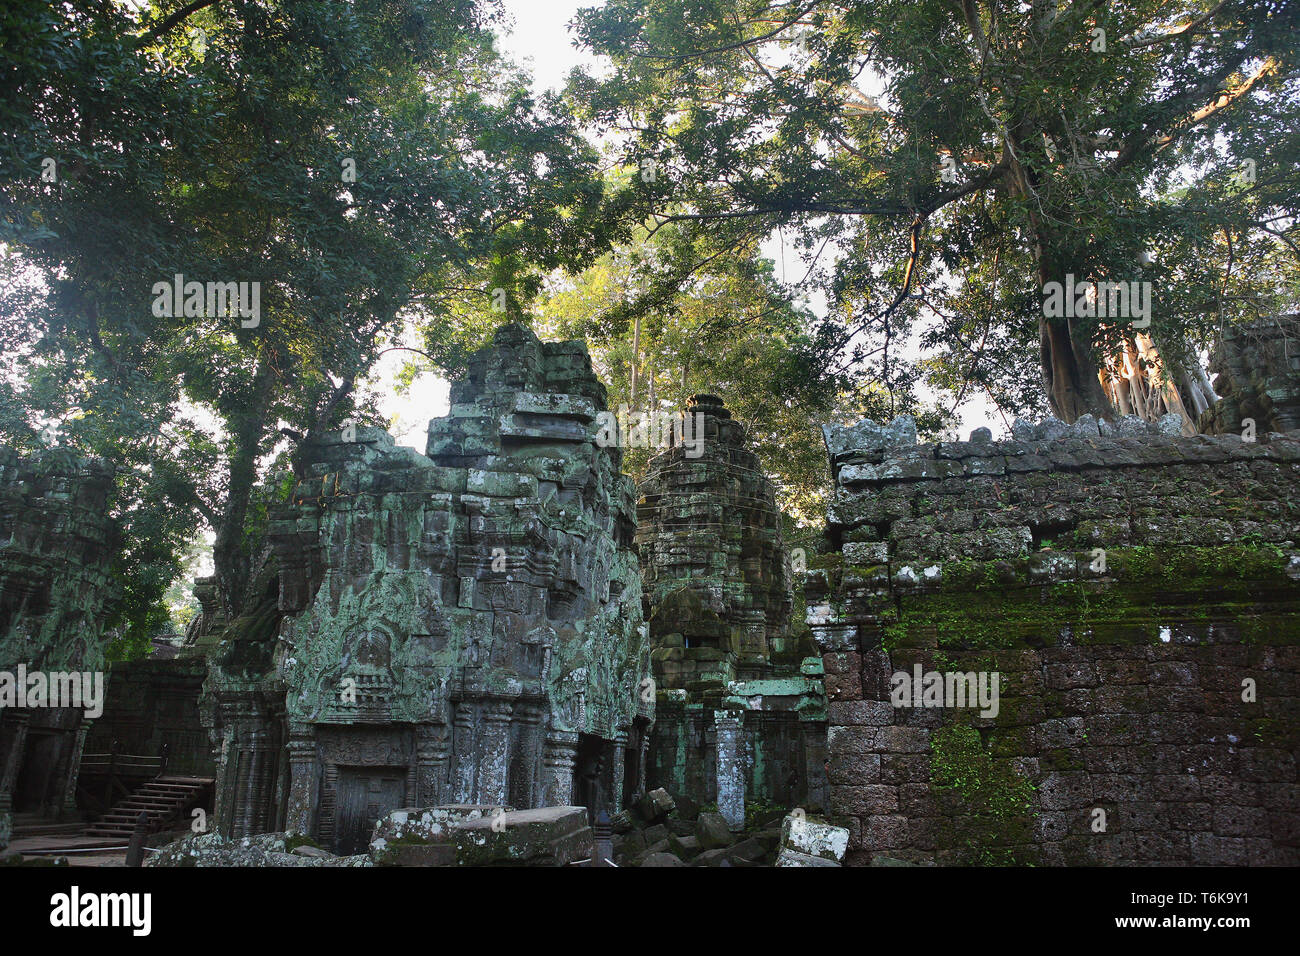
[13,730,64,813]
[333,767,406,855]
[622,717,649,808]
[574,734,619,821]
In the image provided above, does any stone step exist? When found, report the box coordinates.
[126,790,191,800]
[11,821,85,838]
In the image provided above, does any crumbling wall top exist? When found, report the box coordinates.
[0,447,119,672]
[820,414,1300,566]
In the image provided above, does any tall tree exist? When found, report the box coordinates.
[571,0,1300,422]
[1,0,607,626]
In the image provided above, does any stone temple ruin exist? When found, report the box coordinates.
[198,324,652,852]
[1,322,1298,867]
[636,394,826,827]
[1199,313,1300,436]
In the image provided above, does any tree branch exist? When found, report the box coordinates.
[1110,57,1277,172]
[133,0,221,48]
[1122,1,1230,51]
[630,1,821,62]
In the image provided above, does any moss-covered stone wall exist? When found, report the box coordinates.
[0,448,118,676]
[809,415,1300,865]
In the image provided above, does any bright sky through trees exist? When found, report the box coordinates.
[374,0,997,445]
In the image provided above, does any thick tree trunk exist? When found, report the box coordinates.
[989,23,1117,426]
[1006,138,1114,422]
[1039,313,1113,422]
[1035,240,1115,422]
[212,356,277,617]
[629,310,641,407]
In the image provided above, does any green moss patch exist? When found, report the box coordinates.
[929,725,1038,865]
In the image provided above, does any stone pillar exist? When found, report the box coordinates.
[714,710,745,831]
[479,701,514,807]
[512,705,545,807]
[58,719,91,820]
[0,712,30,849]
[637,727,651,798]
[225,715,279,838]
[451,700,477,803]
[610,729,628,812]
[255,724,282,834]
[0,711,31,799]
[542,730,579,806]
[285,726,318,836]
[592,809,615,867]
[272,736,292,834]
[236,726,265,838]
[416,723,449,806]
[213,725,235,836]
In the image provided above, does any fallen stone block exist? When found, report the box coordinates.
[640,852,687,867]
[636,838,671,862]
[779,812,849,863]
[693,848,730,867]
[291,845,334,859]
[726,836,769,865]
[635,787,676,823]
[695,811,733,849]
[667,817,695,837]
[668,833,701,858]
[451,806,593,867]
[614,828,647,857]
[369,805,499,866]
[775,848,841,867]
[149,832,372,867]
[674,795,701,822]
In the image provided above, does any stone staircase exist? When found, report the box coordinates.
[11,813,85,839]
[85,776,214,839]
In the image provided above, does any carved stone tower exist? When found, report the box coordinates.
[636,395,825,827]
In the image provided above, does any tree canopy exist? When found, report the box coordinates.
[1,0,608,629]
[569,0,1300,422]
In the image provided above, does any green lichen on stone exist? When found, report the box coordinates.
[929,724,1038,865]
[267,326,652,738]
[194,326,654,836]
[283,832,322,852]
[880,544,1300,653]
[639,395,827,813]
